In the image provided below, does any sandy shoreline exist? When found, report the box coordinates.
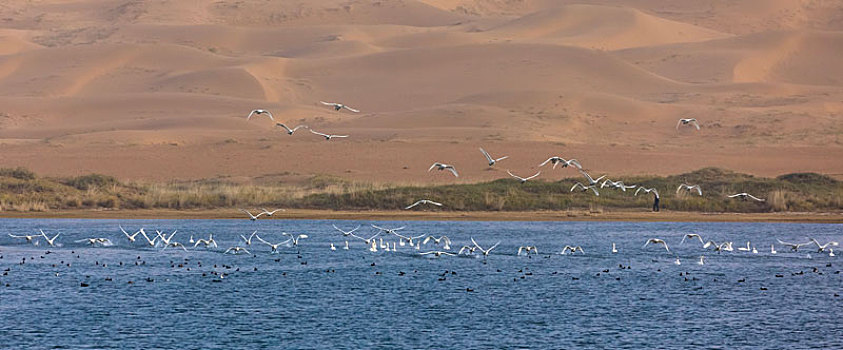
[0,209,840,223]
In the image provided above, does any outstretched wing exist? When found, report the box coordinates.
[276,123,293,133]
[691,120,700,130]
[446,167,459,177]
[309,129,329,138]
[524,172,541,180]
[539,157,554,167]
[405,200,422,210]
[343,105,360,113]
[747,194,765,202]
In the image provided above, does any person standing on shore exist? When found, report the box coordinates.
[653,193,660,212]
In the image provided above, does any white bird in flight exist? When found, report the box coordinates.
[276,123,308,135]
[634,187,659,198]
[703,240,733,253]
[320,101,359,113]
[282,232,309,246]
[677,184,703,196]
[39,230,61,247]
[428,162,459,177]
[517,246,539,255]
[310,129,349,140]
[643,238,670,252]
[246,109,274,121]
[471,237,501,257]
[254,234,291,253]
[809,238,839,253]
[332,224,362,237]
[560,245,584,255]
[139,229,159,247]
[539,157,582,170]
[422,235,451,250]
[350,231,381,245]
[479,148,508,166]
[240,230,258,246]
[224,246,251,255]
[119,225,142,242]
[507,170,540,184]
[405,199,443,210]
[570,182,600,196]
[676,118,700,130]
[601,179,636,191]
[578,169,606,186]
[155,230,179,246]
[260,208,285,216]
[728,193,765,202]
[9,233,42,244]
[194,234,218,248]
[680,233,704,245]
[239,209,266,221]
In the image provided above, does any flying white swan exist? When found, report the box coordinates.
[75,238,113,246]
[677,184,703,196]
[635,187,659,198]
[194,234,218,248]
[155,230,178,246]
[224,246,251,255]
[119,225,142,242]
[809,238,838,253]
[240,230,258,246]
[777,239,811,251]
[457,245,476,255]
[350,231,381,245]
[276,123,308,135]
[239,209,266,221]
[139,229,159,247]
[161,241,189,252]
[601,179,636,191]
[310,129,348,140]
[680,233,704,245]
[422,235,451,250]
[539,157,581,170]
[728,193,765,202]
[39,230,61,247]
[282,232,309,246]
[246,109,274,121]
[578,169,606,186]
[405,199,443,210]
[260,208,285,216]
[676,118,700,130]
[254,234,291,254]
[517,246,539,255]
[320,101,359,113]
[332,224,362,236]
[371,225,406,236]
[479,148,508,166]
[643,238,670,252]
[560,245,584,255]
[428,162,459,177]
[570,182,600,196]
[507,170,541,184]
[8,233,42,244]
[703,240,733,253]
[471,237,501,257]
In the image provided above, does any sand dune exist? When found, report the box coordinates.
[489,4,730,50]
[0,0,840,183]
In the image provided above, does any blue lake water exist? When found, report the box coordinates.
[0,218,841,349]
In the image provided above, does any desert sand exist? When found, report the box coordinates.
[0,0,841,184]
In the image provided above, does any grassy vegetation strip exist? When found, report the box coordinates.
[0,167,840,213]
